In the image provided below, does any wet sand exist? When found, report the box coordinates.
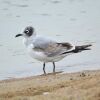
[0,70,100,100]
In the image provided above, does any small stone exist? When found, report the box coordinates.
[80,72,86,77]
[70,78,73,80]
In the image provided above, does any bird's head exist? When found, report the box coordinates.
[15,26,35,38]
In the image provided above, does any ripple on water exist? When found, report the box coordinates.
[2,8,8,11]
[80,10,87,14]
[40,13,51,16]
[3,1,11,4]
[12,4,29,8]
[16,15,21,18]
[51,0,61,4]
[70,18,77,21]
[0,44,3,47]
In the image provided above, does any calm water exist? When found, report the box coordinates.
[0,0,100,80]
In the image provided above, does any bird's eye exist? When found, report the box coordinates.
[25,30,29,34]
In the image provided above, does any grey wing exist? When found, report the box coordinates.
[32,37,74,57]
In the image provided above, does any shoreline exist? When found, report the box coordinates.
[0,69,98,82]
[0,69,100,100]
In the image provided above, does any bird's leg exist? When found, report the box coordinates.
[43,62,46,75]
[53,62,56,73]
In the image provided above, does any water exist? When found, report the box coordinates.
[0,0,100,80]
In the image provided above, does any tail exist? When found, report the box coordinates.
[73,44,92,53]
[61,44,92,55]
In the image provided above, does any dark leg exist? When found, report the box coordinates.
[43,62,46,75]
[53,62,55,73]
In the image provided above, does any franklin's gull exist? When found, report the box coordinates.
[15,26,92,75]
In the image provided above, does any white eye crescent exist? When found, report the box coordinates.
[25,30,29,33]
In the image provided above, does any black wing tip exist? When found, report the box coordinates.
[86,44,92,47]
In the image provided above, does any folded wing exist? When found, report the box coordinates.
[32,37,74,57]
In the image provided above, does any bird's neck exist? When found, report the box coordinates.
[23,34,36,47]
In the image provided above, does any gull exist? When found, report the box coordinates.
[15,26,92,75]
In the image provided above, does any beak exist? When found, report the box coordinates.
[15,34,23,38]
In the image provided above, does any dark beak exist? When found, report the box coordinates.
[15,34,23,38]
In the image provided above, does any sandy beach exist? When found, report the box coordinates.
[0,0,100,100]
[0,70,100,100]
